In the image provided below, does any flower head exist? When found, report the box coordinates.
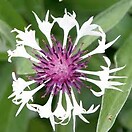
[8,10,125,131]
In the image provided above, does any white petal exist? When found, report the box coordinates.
[90,89,104,97]
[103,56,111,67]
[109,81,125,86]
[52,9,77,48]
[80,55,125,96]
[50,115,56,131]
[12,73,35,92]
[53,91,66,119]
[73,17,101,49]
[73,113,76,132]
[28,91,53,118]
[109,66,126,73]
[82,29,120,58]
[7,45,39,63]
[76,69,100,76]
[59,93,73,125]
[107,86,123,92]
[105,36,120,49]
[108,76,127,79]
[82,27,120,59]
[26,103,38,112]
[15,103,25,116]
[86,104,100,114]
[12,84,44,116]
[27,92,56,130]
[12,72,17,81]
[78,114,89,123]
[8,74,36,99]
[79,77,104,88]
[33,11,54,47]
[81,37,105,58]
[12,26,41,50]
[71,89,99,132]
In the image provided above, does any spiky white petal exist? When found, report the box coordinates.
[109,66,126,73]
[81,27,120,59]
[62,92,73,125]
[10,84,44,116]
[52,9,77,48]
[53,91,66,119]
[79,56,125,97]
[33,11,54,47]
[12,25,41,50]
[56,92,73,125]
[7,45,39,63]
[27,92,55,131]
[71,89,99,132]
[73,17,102,49]
[8,72,36,99]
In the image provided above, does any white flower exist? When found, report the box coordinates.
[8,9,125,132]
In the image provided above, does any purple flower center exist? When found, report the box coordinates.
[32,36,88,95]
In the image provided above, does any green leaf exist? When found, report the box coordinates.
[120,108,132,130]
[0,20,15,51]
[0,19,16,60]
[0,62,13,100]
[80,0,132,50]
[0,0,26,29]
[96,34,132,132]
[56,123,72,132]
[28,118,52,132]
[15,58,35,75]
[107,14,132,48]
[0,62,31,132]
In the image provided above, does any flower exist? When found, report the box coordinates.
[8,9,125,132]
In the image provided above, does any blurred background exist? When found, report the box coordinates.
[0,0,132,132]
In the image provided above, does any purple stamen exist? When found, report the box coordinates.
[32,36,89,95]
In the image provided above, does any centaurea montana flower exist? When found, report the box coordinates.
[8,9,125,132]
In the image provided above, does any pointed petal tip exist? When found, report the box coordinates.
[8,58,12,63]
[64,8,67,13]
[15,111,19,117]
[117,35,121,39]
[90,89,104,97]
[103,56,111,67]
[32,11,35,14]
[11,29,16,33]
[45,10,50,21]
[90,16,94,20]
[8,95,12,99]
